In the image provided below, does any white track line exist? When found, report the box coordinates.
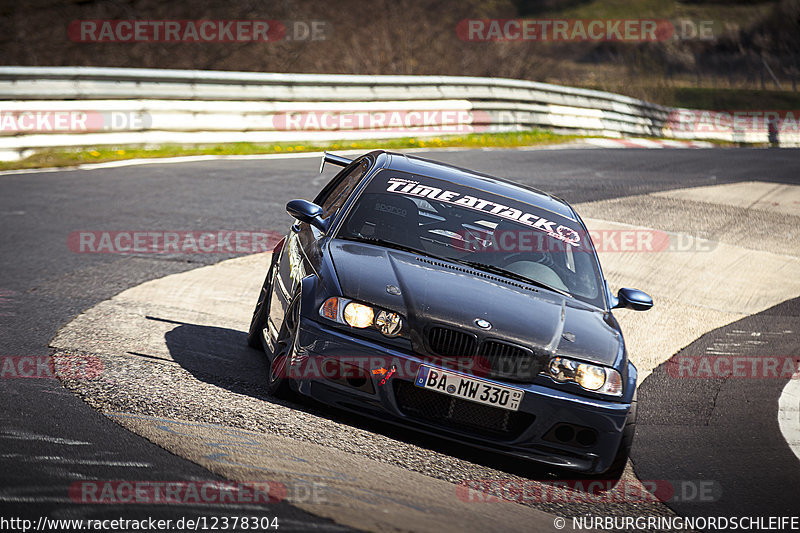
[0,138,716,177]
[778,378,800,463]
[0,151,338,177]
[0,147,472,177]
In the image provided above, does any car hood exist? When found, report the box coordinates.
[328,240,621,367]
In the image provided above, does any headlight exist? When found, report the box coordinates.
[320,297,404,337]
[576,364,606,390]
[343,302,374,328]
[546,356,623,396]
[375,310,403,337]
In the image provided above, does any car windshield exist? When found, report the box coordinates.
[336,170,605,308]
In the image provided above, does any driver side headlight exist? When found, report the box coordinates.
[546,356,623,396]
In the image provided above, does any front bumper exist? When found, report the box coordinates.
[286,316,633,475]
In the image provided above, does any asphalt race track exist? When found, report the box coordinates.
[636,297,800,518]
[1,146,799,532]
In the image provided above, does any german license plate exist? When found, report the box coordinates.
[414,365,524,411]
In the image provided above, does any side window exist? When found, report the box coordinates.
[319,159,370,218]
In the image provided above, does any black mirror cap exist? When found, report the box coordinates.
[615,288,653,311]
[286,199,328,232]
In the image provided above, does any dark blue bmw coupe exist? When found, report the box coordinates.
[247,150,652,479]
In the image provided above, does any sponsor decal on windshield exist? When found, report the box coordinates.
[384,176,581,246]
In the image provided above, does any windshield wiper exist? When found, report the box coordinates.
[451,258,571,297]
[339,235,446,261]
[339,236,571,297]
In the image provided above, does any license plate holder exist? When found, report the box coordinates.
[414,365,524,411]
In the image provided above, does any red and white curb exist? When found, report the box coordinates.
[584,138,715,149]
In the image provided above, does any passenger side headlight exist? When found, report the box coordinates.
[343,302,374,328]
[375,310,403,337]
[319,297,405,338]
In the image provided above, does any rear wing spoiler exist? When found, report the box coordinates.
[319,152,354,173]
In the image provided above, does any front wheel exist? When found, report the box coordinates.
[266,294,300,399]
[247,258,277,349]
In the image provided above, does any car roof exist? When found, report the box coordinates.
[377,151,577,221]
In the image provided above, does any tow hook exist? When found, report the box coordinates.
[378,365,396,387]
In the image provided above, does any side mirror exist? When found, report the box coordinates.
[286,199,329,233]
[614,288,653,311]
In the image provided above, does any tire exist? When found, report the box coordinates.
[266,293,300,399]
[599,392,637,483]
[247,258,277,349]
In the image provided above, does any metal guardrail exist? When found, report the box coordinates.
[0,67,795,160]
